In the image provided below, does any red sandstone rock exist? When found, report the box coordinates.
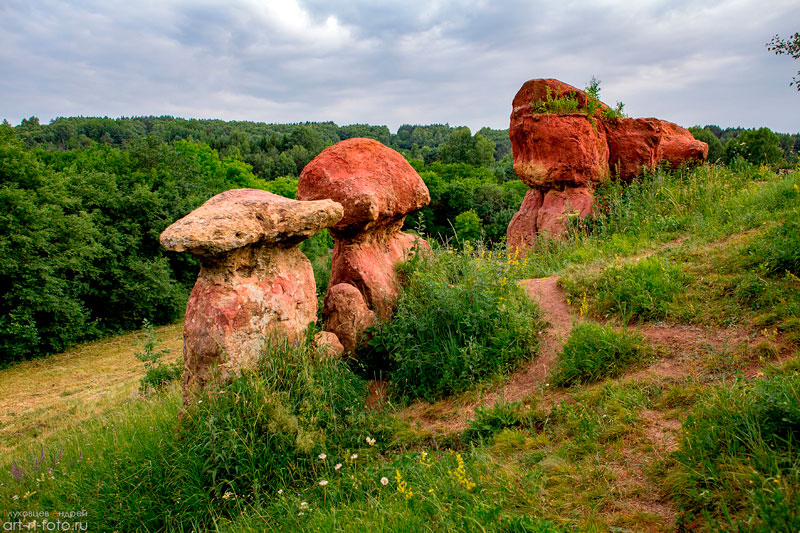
[298,138,430,234]
[323,283,377,353]
[298,138,430,352]
[656,120,709,169]
[506,189,543,252]
[605,118,708,180]
[313,331,345,359]
[510,114,610,188]
[537,187,593,237]
[507,78,709,252]
[506,187,593,249]
[160,189,343,404]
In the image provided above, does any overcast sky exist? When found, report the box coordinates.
[1,0,799,133]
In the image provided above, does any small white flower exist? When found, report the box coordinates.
[334,463,342,471]
[319,480,328,487]
[278,489,284,495]
[318,453,327,460]
[300,501,309,509]
[380,477,389,486]
[12,495,19,501]
[222,490,233,500]
[366,436,376,446]
[350,453,358,460]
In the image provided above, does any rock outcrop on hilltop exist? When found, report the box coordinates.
[298,138,431,352]
[507,78,708,251]
[160,188,343,404]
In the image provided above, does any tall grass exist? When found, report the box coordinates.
[366,245,544,401]
[0,340,390,531]
[668,374,800,530]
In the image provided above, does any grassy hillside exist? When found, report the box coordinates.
[0,162,798,532]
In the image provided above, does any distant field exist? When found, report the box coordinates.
[0,323,183,455]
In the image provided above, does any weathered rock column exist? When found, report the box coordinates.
[297,138,431,352]
[160,188,343,403]
[507,78,708,252]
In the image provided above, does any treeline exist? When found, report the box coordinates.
[14,116,513,180]
[0,118,523,362]
[689,125,799,166]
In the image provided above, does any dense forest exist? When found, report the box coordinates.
[1,115,798,362]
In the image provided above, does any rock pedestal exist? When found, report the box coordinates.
[507,78,709,252]
[298,138,430,352]
[160,188,343,403]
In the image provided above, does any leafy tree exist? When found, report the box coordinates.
[689,126,725,162]
[723,128,785,166]
[440,127,495,167]
[767,32,800,90]
[454,209,483,242]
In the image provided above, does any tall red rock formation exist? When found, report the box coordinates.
[160,189,343,404]
[298,138,430,352]
[507,78,708,251]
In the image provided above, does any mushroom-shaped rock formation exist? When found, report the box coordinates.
[297,138,431,352]
[507,78,708,251]
[160,188,343,403]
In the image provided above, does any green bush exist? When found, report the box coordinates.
[569,256,686,322]
[551,322,651,386]
[368,246,543,401]
[669,375,800,530]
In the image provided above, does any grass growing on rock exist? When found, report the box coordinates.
[366,245,544,401]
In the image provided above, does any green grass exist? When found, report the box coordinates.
[365,245,544,401]
[550,322,652,387]
[2,163,799,532]
[667,374,800,530]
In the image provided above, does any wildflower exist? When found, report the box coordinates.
[318,453,327,460]
[300,501,309,509]
[278,489,284,495]
[334,463,342,471]
[319,480,328,487]
[350,453,358,460]
[222,490,234,500]
[380,477,389,486]
[12,495,19,501]
[366,436,376,446]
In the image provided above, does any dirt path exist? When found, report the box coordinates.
[400,276,574,432]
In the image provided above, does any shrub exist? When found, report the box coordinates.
[368,246,543,401]
[134,319,182,393]
[572,256,686,322]
[668,375,800,530]
[551,322,651,386]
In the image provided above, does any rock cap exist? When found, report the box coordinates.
[297,138,430,233]
[160,188,343,256]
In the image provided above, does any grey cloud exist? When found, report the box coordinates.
[0,0,798,132]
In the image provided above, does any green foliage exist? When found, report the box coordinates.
[440,127,496,167]
[669,375,800,529]
[767,32,800,90]
[532,86,580,114]
[454,209,483,243]
[368,246,543,401]
[564,256,686,323]
[2,339,387,531]
[689,126,725,162]
[723,127,785,166]
[551,322,651,386]
[133,319,181,393]
[464,400,544,442]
